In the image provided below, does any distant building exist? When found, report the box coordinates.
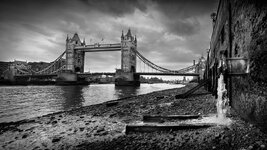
[0,60,58,80]
[0,61,10,79]
[1,60,31,80]
[28,61,50,72]
[11,60,31,70]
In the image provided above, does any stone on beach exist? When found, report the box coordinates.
[0,83,266,150]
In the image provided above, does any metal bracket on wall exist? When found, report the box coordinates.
[226,57,249,76]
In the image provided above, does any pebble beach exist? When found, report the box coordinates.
[0,83,266,150]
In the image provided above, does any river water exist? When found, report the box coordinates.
[0,83,184,123]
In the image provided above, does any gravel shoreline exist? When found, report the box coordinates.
[0,83,266,150]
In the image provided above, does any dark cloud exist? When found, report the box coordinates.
[152,0,218,36]
[21,24,54,37]
[78,0,217,36]
[79,0,148,17]
[164,18,201,36]
[0,0,218,73]
[0,0,216,37]
[153,0,218,16]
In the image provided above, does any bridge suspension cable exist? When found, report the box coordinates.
[30,51,66,75]
[134,49,195,74]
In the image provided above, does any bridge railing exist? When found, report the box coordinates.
[50,65,66,74]
[77,43,121,49]
[14,67,31,75]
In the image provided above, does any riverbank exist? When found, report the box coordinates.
[0,80,91,86]
[0,83,266,150]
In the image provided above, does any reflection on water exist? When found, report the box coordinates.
[60,86,85,110]
[0,83,184,123]
[114,86,140,99]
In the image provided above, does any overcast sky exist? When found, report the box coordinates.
[0,0,218,73]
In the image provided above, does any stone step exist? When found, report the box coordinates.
[143,115,201,123]
[105,101,119,107]
[125,123,215,134]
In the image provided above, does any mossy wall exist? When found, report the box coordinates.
[230,0,267,131]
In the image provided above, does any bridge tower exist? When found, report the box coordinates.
[121,29,137,73]
[66,33,85,73]
[115,29,140,86]
[58,33,85,82]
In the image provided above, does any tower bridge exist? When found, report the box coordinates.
[4,29,204,86]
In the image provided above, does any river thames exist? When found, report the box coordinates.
[0,83,184,123]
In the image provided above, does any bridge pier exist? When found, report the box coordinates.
[3,69,15,81]
[56,71,90,85]
[115,70,140,86]
[56,71,78,85]
[57,71,77,81]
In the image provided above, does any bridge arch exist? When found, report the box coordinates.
[131,66,136,72]
[75,67,81,73]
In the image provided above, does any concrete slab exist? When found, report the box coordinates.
[143,115,201,123]
[106,101,119,107]
[125,123,215,134]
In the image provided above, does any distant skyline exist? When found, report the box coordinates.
[0,0,218,73]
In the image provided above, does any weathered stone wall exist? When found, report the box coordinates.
[207,0,230,95]
[230,0,267,130]
[209,0,267,131]
[209,0,229,61]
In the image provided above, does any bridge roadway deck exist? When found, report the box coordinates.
[15,74,57,78]
[15,72,199,78]
[135,72,199,76]
[74,43,121,52]
[79,72,199,76]
[78,73,116,76]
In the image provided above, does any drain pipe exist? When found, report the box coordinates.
[227,0,233,106]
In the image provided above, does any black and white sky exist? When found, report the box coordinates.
[0,0,218,72]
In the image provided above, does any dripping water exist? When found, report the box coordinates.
[187,73,232,125]
[216,73,231,123]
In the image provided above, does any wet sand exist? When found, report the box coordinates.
[0,83,266,150]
